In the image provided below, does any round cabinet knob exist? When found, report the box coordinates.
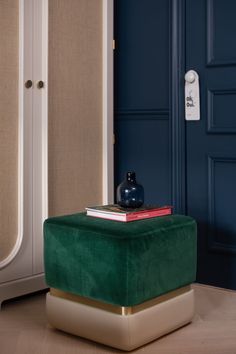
[25,80,33,89]
[185,70,196,83]
[37,80,44,89]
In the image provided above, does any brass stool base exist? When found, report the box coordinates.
[46,287,195,351]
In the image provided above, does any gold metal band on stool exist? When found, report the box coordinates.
[50,285,191,316]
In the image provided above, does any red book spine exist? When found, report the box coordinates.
[125,208,172,222]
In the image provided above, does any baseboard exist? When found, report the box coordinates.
[0,273,47,308]
[193,283,236,294]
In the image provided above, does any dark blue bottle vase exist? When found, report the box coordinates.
[116,172,144,208]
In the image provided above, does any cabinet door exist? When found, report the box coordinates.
[0,0,47,280]
[48,0,108,216]
[31,0,48,274]
[0,0,33,281]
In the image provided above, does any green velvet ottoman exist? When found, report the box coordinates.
[44,213,197,350]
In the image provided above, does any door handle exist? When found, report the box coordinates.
[37,80,44,89]
[185,70,200,121]
[25,80,33,89]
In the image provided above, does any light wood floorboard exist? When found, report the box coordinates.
[0,284,236,354]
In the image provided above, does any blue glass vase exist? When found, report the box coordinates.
[116,172,144,208]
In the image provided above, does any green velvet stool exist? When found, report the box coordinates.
[44,213,197,351]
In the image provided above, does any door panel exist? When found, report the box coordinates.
[114,0,171,206]
[0,1,19,263]
[48,0,103,217]
[0,0,47,281]
[186,0,236,289]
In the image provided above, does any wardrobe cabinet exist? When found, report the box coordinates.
[0,0,113,307]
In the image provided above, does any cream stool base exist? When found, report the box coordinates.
[46,288,195,351]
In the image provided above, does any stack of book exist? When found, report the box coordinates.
[86,204,173,222]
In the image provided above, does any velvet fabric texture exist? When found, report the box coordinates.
[44,213,197,306]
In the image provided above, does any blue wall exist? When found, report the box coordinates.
[114,0,171,205]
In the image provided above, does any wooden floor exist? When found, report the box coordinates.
[0,284,236,354]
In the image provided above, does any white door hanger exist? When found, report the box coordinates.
[185,70,200,121]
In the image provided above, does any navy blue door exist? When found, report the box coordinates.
[186,0,236,289]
